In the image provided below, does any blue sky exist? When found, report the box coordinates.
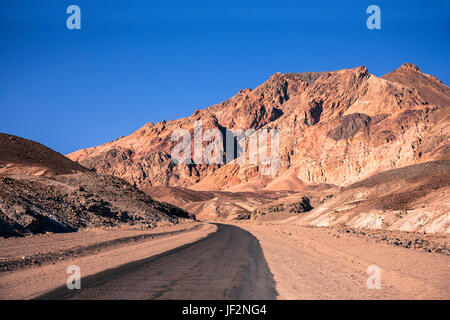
[1,0,449,154]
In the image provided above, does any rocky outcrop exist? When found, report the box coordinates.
[0,135,191,237]
[0,173,190,237]
[253,197,313,217]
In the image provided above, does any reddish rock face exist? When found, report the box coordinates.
[382,63,450,107]
[67,64,450,192]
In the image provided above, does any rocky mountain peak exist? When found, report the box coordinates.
[67,64,450,194]
[382,63,450,106]
[400,62,421,72]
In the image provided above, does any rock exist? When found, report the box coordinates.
[66,64,449,200]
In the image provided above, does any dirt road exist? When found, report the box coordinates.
[36,224,277,300]
[0,222,216,299]
[2,221,449,300]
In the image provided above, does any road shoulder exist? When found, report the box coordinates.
[0,222,217,299]
[234,221,450,299]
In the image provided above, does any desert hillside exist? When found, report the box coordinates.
[0,133,89,177]
[0,134,190,237]
[286,160,450,233]
[146,186,305,220]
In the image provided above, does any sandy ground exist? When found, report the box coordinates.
[234,221,450,299]
[0,222,216,299]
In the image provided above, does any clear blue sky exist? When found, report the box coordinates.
[1,0,449,154]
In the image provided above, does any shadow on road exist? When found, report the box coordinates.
[36,223,278,300]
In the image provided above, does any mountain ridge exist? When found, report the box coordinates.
[67,64,449,200]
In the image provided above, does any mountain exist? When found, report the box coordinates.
[190,65,449,191]
[0,133,88,176]
[381,63,450,107]
[0,134,190,237]
[68,64,449,195]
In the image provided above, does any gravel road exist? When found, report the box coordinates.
[36,223,277,300]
